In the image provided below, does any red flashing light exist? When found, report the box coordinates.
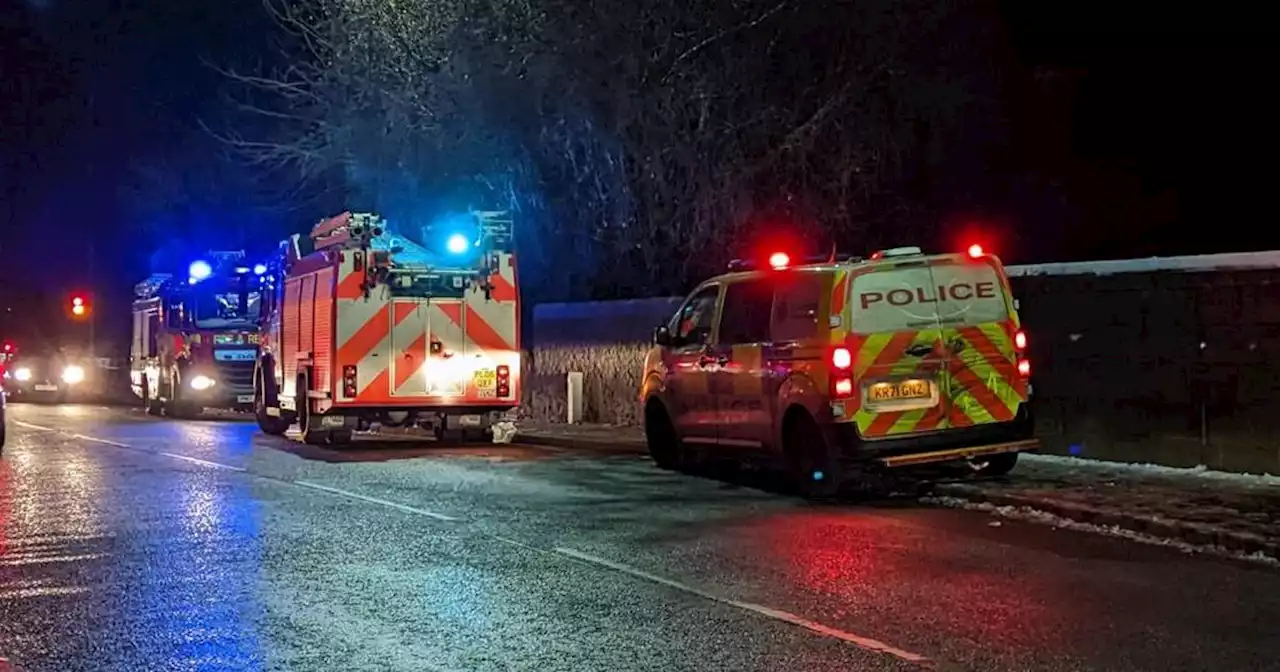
[967,244,984,259]
[72,296,84,307]
[1017,358,1031,377]
[831,346,852,370]
[1014,330,1027,350]
[768,252,790,270]
[832,377,854,398]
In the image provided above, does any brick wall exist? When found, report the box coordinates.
[525,268,1280,472]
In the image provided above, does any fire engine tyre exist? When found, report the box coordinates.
[976,451,1019,476]
[783,409,841,500]
[296,373,331,445]
[254,368,291,436]
[644,400,683,471]
[142,379,162,416]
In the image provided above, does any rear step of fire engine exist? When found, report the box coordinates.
[877,439,1039,468]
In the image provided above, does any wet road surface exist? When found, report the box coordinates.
[2,404,1278,671]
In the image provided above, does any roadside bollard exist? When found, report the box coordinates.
[567,371,584,424]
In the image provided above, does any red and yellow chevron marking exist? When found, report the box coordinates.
[830,270,848,317]
[842,319,1027,439]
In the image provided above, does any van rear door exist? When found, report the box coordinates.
[846,261,948,438]
[928,256,1027,428]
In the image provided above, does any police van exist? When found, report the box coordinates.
[640,245,1036,497]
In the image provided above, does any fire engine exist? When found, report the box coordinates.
[130,251,266,417]
[254,211,521,445]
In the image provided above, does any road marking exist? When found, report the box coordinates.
[36,420,928,664]
[158,452,247,472]
[71,434,132,448]
[552,546,933,667]
[294,481,459,521]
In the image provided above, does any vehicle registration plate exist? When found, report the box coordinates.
[867,379,931,401]
[458,414,483,427]
[236,394,255,403]
[34,384,58,392]
[473,369,497,398]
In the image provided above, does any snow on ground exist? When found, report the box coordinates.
[1021,453,1280,488]
[923,495,1280,567]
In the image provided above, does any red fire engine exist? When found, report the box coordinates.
[254,211,520,444]
[130,252,265,417]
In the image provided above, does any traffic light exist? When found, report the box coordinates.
[70,294,89,318]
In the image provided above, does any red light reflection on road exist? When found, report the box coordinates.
[745,509,1071,651]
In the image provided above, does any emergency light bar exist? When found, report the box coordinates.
[869,246,924,260]
[727,252,862,272]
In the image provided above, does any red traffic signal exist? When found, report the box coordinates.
[70,294,89,317]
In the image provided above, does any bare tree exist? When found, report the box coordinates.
[220,0,1006,299]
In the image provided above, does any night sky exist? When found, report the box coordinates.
[1,0,1276,347]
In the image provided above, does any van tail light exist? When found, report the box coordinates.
[496,364,511,398]
[1014,329,1027,351]
[342,365,358,397]
[1017,358,1031,377]
[831,346,852,371]
[832,377,855,399]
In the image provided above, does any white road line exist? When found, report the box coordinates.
[553,547,933,667]
[71,434,132,448]
[14,420,56,432]
[158,452,248,472]
[294,481,459,521]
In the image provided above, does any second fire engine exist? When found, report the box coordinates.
[130,252,266,417]
[254,211,521,444]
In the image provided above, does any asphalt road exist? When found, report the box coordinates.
[1,404,1278,672]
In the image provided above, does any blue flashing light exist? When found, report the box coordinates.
[253,263,268,276]
[189,260,213,281]
[446,233,470,254]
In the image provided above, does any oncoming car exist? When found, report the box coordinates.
[3,347,88,403]
[639,245,1037,498]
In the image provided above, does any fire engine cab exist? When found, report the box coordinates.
[254,211,521,445]
[130,252,265,417]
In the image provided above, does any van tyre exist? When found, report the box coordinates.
[644,400,683,470]
[976,451,1018,476]
[784,410,840,500]
[254,367,292,436]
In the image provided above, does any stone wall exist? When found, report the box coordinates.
[1013,268,1280,472]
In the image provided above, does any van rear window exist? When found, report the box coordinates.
[849,262,1008,333]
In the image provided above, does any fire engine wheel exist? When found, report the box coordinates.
[142,379,162,416]
[296,373,333,446]
[784,409,840,500]
[254,372,291,436]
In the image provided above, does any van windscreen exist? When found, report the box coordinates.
[849,261,1007,333]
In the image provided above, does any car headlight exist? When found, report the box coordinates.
[189,375,216,391]
[62,365,85,384]
[14,367,32,382]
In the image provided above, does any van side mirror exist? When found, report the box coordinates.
[653,325,673,347]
